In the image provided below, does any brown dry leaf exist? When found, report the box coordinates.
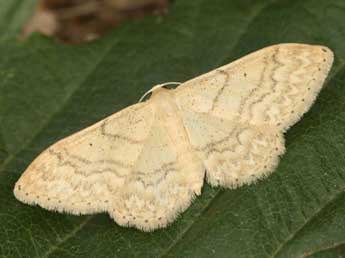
[22,0,170,44]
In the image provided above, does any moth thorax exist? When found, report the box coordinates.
[151,86,170,98]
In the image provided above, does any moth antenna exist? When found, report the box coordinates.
[139,82,181,103]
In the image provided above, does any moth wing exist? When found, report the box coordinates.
[179,110,284,188]
[14,101,204,231]
[174,43,333,130]
[174,43,333,187]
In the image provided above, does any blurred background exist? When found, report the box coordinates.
[22,0,171,44]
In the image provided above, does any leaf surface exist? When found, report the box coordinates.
[1,0,345,257]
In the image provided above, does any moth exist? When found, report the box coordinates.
[14,43,334,231]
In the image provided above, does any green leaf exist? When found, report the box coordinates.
[0,0,37,41]
[1,0,345,257]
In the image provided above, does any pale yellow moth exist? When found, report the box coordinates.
[14,43,334,231]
